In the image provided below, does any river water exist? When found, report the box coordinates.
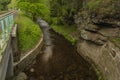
[24,19,98,80]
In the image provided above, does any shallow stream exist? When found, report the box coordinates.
[24,19,98,80]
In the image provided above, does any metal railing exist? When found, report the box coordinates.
[0,10,16,80]
[0,11,15,60]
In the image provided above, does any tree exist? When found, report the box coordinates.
[8,0,19,9]
[0,0,11,10]
[18,0,50,21]
[50,0,83,25]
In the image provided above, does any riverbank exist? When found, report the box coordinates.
[15,12,42,53]
[51,24,77,45]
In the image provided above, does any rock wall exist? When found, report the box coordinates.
[77,40,120,80]
[75,5,120,79]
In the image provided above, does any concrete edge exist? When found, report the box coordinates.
[19,37,43,63]
[14,36,44,73]
[12,24,17,37]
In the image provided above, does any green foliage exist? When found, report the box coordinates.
[18,0,50,21]
[0,4,3,11]
[51,24,77,45]
[8,0,19,9]
[85,0,102,11]
[19,0,41,3]
[84,0,120,14]
[8,0,51,24]
[50,0,83,25]
[18,2,49,16]
[0,0,11,10]
[15,12,42,52]
[51,17,58,25]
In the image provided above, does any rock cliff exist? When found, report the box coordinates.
[75,0,120,80]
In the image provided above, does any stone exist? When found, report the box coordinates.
[39,76,45,80]
[15,72,27,80]
[98,28,119,37]
[77,40,120,80]
[30,68,34,72]
[30,77,36,80]
[80,30,107,45]
[74,1,120,80]
[85,24,99,32]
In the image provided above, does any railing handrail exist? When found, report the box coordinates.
[0,10,15,59]
[0,10,15,20]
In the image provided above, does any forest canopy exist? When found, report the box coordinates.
[0,0,11,11]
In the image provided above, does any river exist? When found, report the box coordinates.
[24,19,98,80]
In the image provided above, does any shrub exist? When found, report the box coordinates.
[15,13,42,53]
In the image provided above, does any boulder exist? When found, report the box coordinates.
[80,30,107,45]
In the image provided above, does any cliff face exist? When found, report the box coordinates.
[75,0,120,80]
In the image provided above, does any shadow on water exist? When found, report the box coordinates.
[24,19,98,80]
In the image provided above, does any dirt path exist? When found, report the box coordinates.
[24,19,98,80]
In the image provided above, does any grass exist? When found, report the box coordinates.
[85,0,102,11]
[15,12,42,53]
[51,24,77,45]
